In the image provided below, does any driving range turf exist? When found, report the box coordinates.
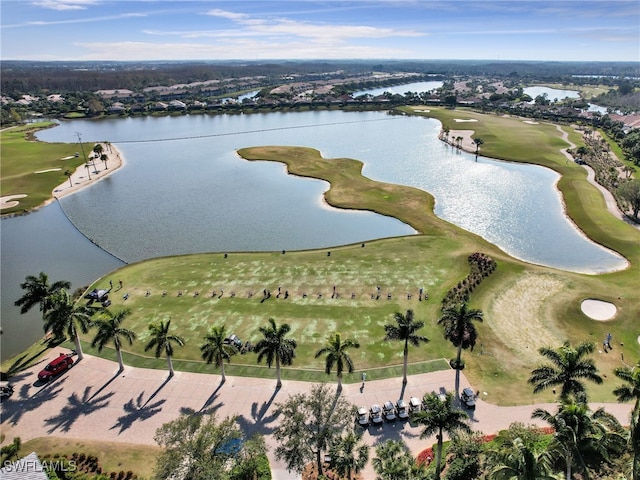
[3,107,639,407]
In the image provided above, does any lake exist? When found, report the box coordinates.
[1,109,626,360]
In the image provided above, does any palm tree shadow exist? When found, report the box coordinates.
[1,381,65,426]
[89,369,122,401]
[236,386,281,437]
[199,379,225,413]
[111,392,166,434]
[44,386,115,433]
[400,382,407,400]
[142,375,172,408]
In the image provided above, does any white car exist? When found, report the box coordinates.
[356,407,369,426]
[396,399,409,420]
[383,401,397,422]
[409,396,421,414]
[369,404,384,425]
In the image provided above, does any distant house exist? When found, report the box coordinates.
[107,102,127,114]
[0,452,48,480]
[168,100,187,110]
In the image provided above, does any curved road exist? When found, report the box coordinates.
[0,351,632,479]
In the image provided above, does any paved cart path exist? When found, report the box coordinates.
[0,350,632,479]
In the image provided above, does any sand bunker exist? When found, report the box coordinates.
[581,299,617,321]
[454,119,478,123]
[523,120,539,125]
[0,194,27,209]
[34,168,62,174]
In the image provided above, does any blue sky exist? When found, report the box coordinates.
[1,0,639,62]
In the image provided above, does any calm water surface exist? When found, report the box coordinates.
[2,109,627,360]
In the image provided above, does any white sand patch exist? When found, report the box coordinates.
[488,273,567,360]
[453,119,479,122]
[581,299,617,321]
[0,194,27,209]
[414,109,431,112]
[61,155,76,160]
[523,120,539,125]
[34,168,62,174]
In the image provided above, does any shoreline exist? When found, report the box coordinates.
[0,142,125,213]
[52,142,125,200]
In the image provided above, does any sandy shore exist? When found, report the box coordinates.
[0,143,125,211]
[52,143,125,199]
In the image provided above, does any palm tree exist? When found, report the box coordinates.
[144,319,185,377]
[200,325,237,382]
[64,169,73,187]
[328,428,369,480]
[487,428,556,480]
[14,272,71,316]
[412,391,471,480]
[437,302,483,369]
[91,308,137,372]
[528,340,603,401]
[100,153,108,169]
[614,362,640,480]
[43,289,92,360]
[532,399,625,480]
[383,309,429,386]
[474,137,484,153]
[315,333,359,391]
[372,439,427,480]
[254,318,297,388]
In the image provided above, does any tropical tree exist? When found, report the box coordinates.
[254,318,297,388]
[315,333,360,391]
[412,391,471,480]
[485,423,556,480]
[64,169,73,187]
[43,289,92,360]
[273,383,355,477]
[328,428,369,480]
[92,143,104,157]
[437,302,483,369]
[618,178,640,219]
[91,308,137,372]
[14,272,71,316]
[200,325,237,383]
[372,439,427,480]
[532,399,626,480]
[528,341,603,401]
[383,309,429,385]
[144,319,185,377]
[474,137,484,153]
[614,362,640,479]
[100,153,108,169]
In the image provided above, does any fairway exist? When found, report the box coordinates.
[4,108,639,406]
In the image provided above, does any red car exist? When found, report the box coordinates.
[38,353,74,381]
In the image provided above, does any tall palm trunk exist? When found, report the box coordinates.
[74,333,84,360]
[435,428,444,480]
[167,355,174,377]
[455,342,463,367]
[402,340,409,384]
[276,356,282,388]
[116,346,125,372]
[337,375,343,392]
[220,357,226,382]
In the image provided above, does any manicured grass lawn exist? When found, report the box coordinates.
[3,109,639,407]
[0,123,91,214]
[20,437,160,479]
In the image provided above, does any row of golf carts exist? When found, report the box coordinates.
[357,388,476,427]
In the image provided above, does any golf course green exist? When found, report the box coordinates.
[3,107,639,406]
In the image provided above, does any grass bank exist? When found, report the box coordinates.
[0,123,93,215]
[4,111,639,406]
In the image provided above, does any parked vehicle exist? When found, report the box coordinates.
[383,401,397,422]
[409,396,421,414]
[38,353,74,381]
[356,407,369,427]
[461,387,476,410]
[396,398,409,420]
[369,404,384,425]
[223,334,242,348]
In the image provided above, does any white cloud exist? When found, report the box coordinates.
[32,0,99,11]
